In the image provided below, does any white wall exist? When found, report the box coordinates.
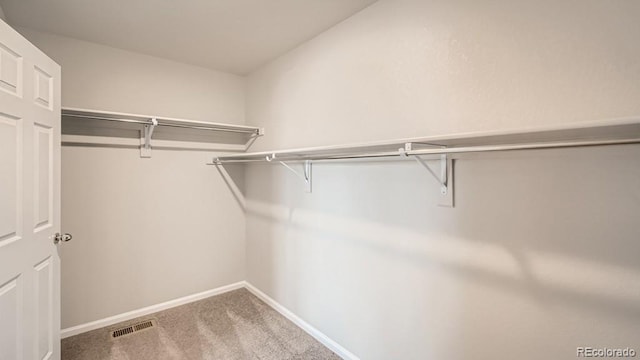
[18,27,244,123]
[245,0,640,359]
[248,0,640,150]
[17,28,247,329]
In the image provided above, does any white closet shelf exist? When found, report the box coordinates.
[213,118,640,163]
[211,118,640,205]
[62,108,264,156]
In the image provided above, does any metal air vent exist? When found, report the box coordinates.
[111,319,156,339]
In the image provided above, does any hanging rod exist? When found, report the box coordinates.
[210,119,639,207]
[211,118,640,164]
[62,108,263,135]
[213,138,640,163]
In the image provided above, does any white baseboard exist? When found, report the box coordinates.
[244,281,359,360]
[60,281,245,339]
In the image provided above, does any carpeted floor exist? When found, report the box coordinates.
[62,288,341,360]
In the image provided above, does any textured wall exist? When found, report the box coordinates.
[245,0,640,358]
[248,0,640,150]
[18,28,247,329]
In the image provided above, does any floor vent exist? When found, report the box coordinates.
[111,320,156,339]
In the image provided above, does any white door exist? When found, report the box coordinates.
[0,19,62,360]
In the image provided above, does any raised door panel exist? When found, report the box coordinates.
[0,41,23,97]
[34,258,53,360]
[0,113,22,247]
[34,124,53,232]
[0,277,23,360]
[33,66,52,110]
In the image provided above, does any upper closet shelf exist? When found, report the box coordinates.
[62,108,264,157]
[211,118,640,206]
[213,118,640,163]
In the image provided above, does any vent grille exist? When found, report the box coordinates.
[134,321,154,331]
[111,320,156,339]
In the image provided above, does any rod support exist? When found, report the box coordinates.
[140,117,158,158]
[279,160,312,193]
[413,155,448,194]
[400,142,450,196]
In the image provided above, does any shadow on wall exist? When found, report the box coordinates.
[240,144,640,326]
[214,163,247,209]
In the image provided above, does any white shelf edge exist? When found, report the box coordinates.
[214,117,640,162]
[62,107,261,155]
[62,107,261,132]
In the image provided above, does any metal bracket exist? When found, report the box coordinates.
[278,160,313,193]
[414,155,448,194]
[140,118,158,158]
[243,128,266,151]
[400,143,454,207]
[264,153,312,193]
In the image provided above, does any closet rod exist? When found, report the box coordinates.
[213,137,640,163]
[63,113,260,135]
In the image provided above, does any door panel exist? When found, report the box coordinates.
[34,257,53,360]
[0,277,22,360]
[33,66,52,110]
[0,41,23,97]
[34,124,53,231]
[0,113,22,247]
[0,18,61,360]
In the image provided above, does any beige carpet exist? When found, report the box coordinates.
[62,288,341,360]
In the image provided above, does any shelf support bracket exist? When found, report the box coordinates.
[413,155,447,194]
[140,118,158,158]
[279,160,313,193]
[400,143,454,207]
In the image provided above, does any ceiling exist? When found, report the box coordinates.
[0,0,377,74]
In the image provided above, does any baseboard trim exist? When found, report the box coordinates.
[60,281,245,339]
[244,281,359,360]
